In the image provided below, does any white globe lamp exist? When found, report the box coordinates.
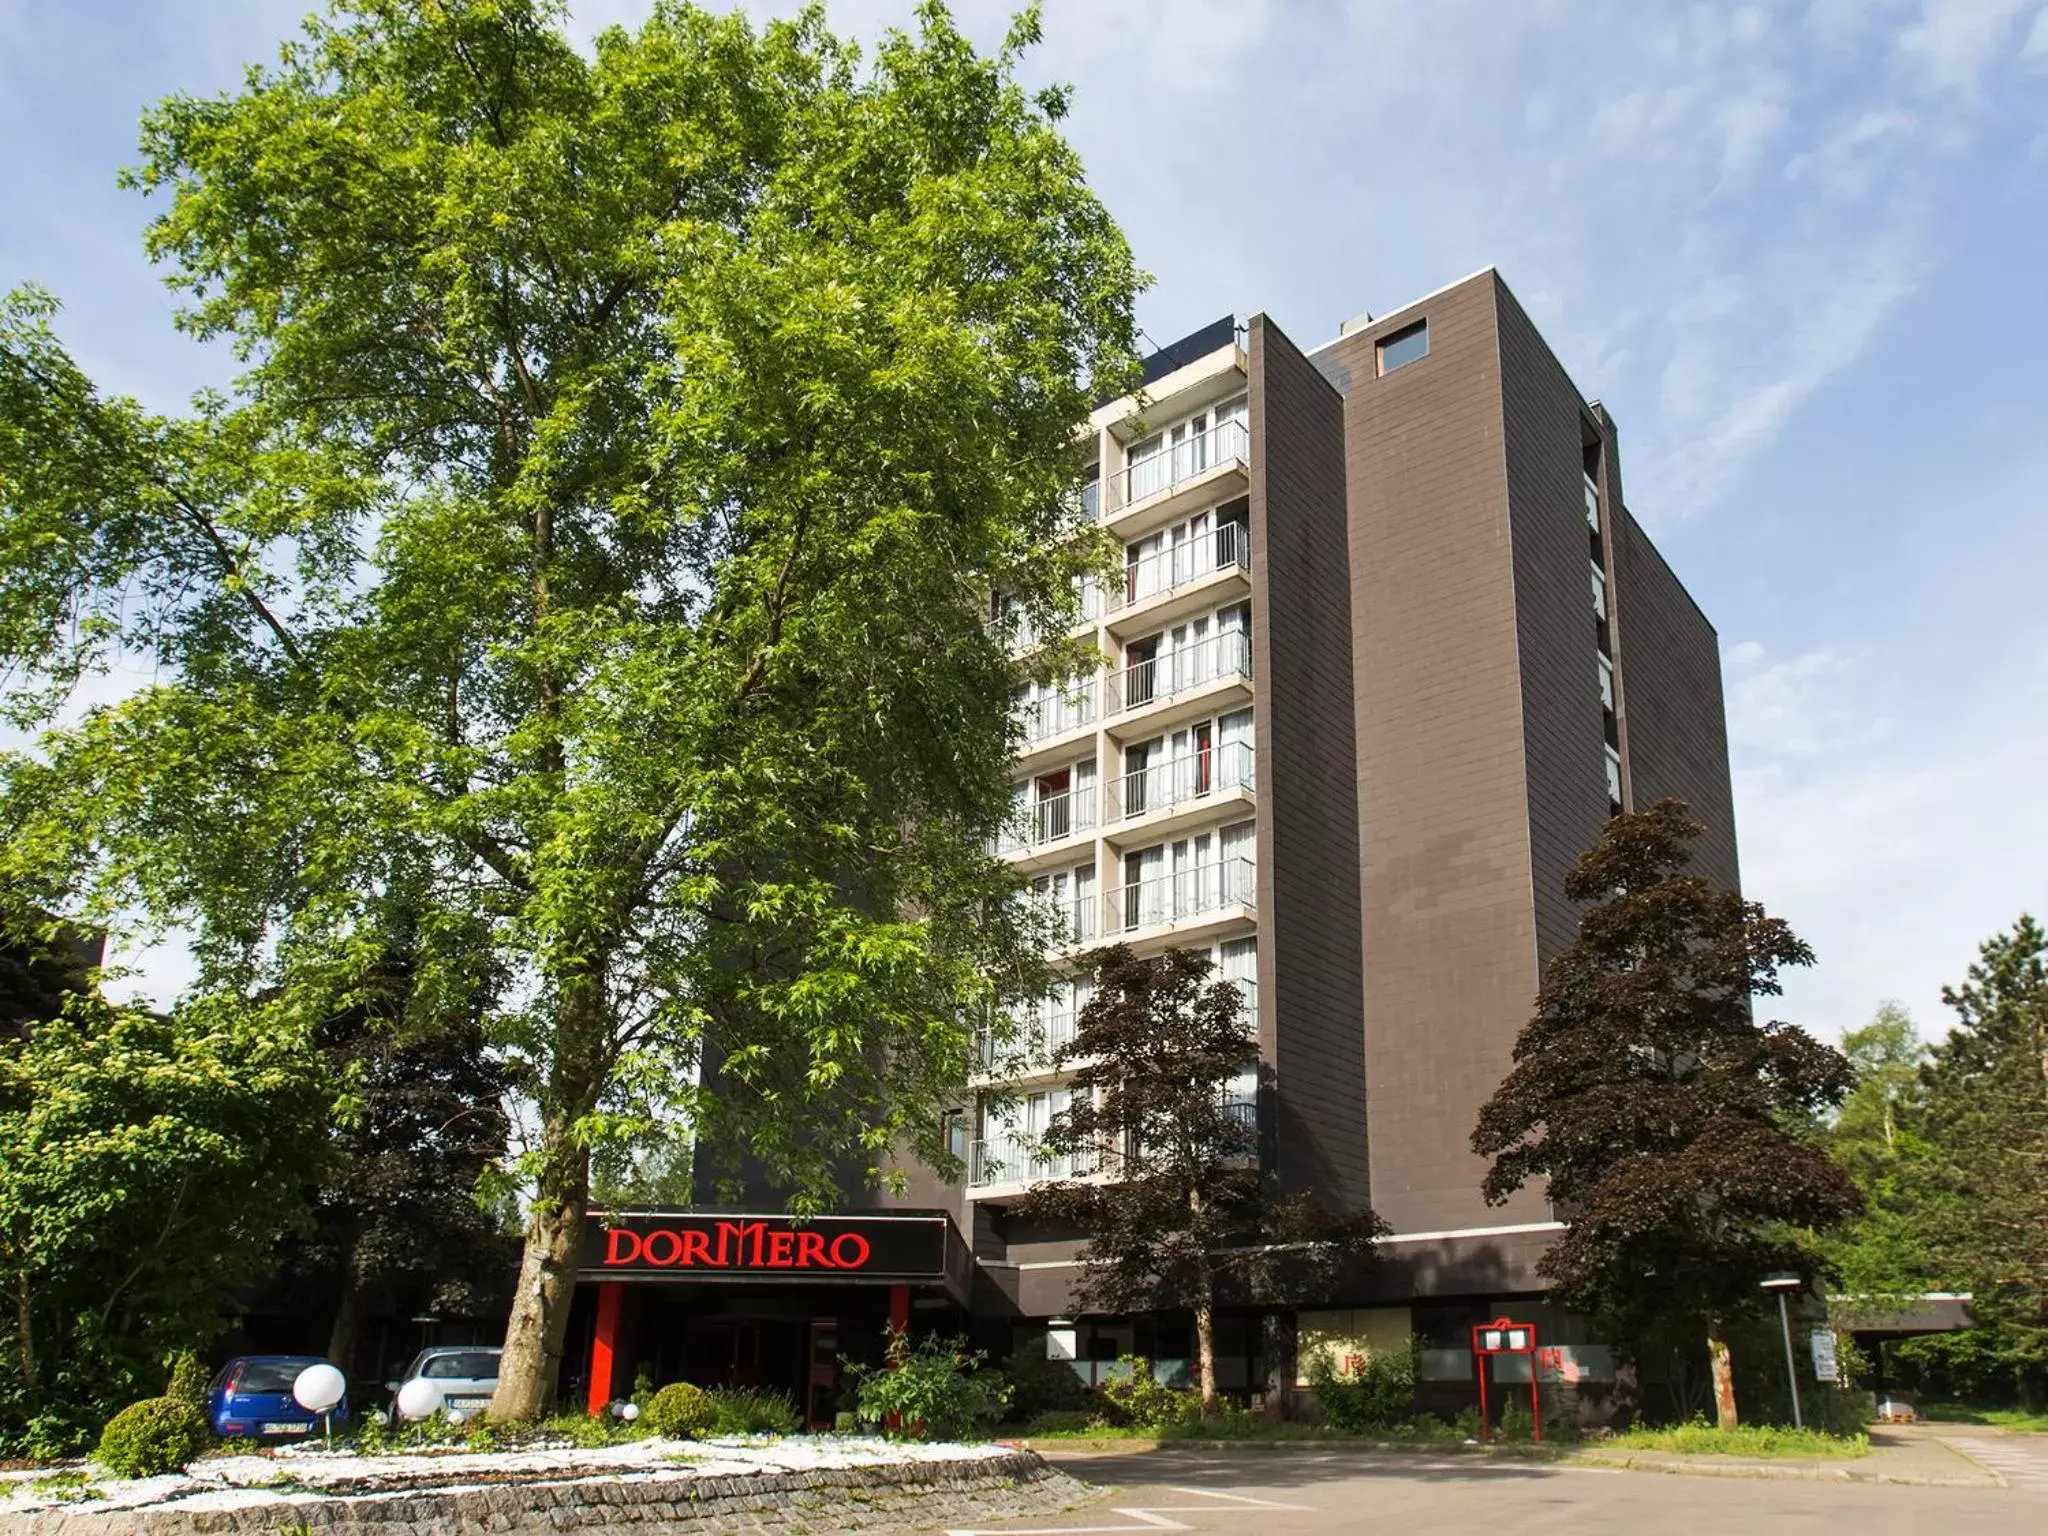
[293,1363,347,1414]
[617,1403,640,1422]
[397,1377,445,1422]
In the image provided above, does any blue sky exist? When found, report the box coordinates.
[3,0,2046,1043]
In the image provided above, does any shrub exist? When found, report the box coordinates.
[845,1328,1011,1440]
[95,1398,210,1479]
[1453,1404,1484,1440]
[999,1342,1092,1423]
[1027,1409,1103,1433]
[1305,1348,1414,1433]
[163,1353,209,1407]
[1401,1413,1460,1442]
[644,1383,716,1439]
[1098,1357,1200,1431]
[706,1387,800,1435]
[1496,1396,1534,1442]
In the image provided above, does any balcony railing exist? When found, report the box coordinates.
[1108,741,1254,823]
[1111,630,1252,715]
[1015,676,1102,745]
[1104,856,1256,937]
[973,1103,1255,1187]
[1112,520,1251,612]
[1118,418,1250,510]
[970,1134,1095,1187]
[976,1008,1080,1072]
[995,786,1098,855]
[1032,892,1095,947]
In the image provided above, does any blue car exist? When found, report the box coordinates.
[206,1355,351,1439]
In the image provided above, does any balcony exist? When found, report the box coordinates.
[975,1009,1080,1076]
[1104,856,1256,940]
[970,1135,1094,1189]
[970,1102,1257,1193]
[1108,521,1251,628]
[1035,892,1096,949]
[994,786,1098,860]
[1117,418,1250,510]
[1109,630,1253,723]
[1107,742,1255,832]
[1014,676,1102,752]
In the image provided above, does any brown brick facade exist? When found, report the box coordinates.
[1248,313,1371,1210]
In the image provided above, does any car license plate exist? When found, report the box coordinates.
[261,1422,309,1435]
[451,1396,492,1408]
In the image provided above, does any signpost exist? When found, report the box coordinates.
[1810,1327,1839,1384]
[1469,1317,1541,1443]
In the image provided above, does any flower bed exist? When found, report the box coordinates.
[0,1434,1073,1534]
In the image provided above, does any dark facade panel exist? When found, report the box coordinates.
[1323,271,1552,1238]
[1493,276,1613,971]
[1610,504,1742,893]
[1247,314,1370,1212]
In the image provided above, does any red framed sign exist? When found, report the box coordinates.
[1469,1316,1542,1443]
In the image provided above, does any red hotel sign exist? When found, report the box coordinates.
[579,1211,953,1285]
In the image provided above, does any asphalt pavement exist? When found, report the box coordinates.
[928,1440,2048,1535]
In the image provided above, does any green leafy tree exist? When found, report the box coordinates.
[1819,1003,1949,1301]
[1914,918,2048,1408]
[1016,945,1382,1416]
[1471,799,1860,1430]
[0,895,97,1044]
[275,937,513,1373]
[0,0,1137,1418]
[0,995,334,1454]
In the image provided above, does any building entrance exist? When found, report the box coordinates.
[568,1209,972,1428]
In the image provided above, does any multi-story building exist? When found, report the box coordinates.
[568,268,1739,1422]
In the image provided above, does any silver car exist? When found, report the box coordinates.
[389,1346,503,1420]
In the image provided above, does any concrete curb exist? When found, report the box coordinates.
[1571,1450,1996,1488]
[1030,1437,2010,1490]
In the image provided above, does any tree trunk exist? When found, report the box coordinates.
[1193,1297,1218,1416]
[326,1265,363,1378]
[490,1130,591,1420]
[1707,1322,1738,1431]
[489,962,607,1422]
[1261,1310,1296,1420]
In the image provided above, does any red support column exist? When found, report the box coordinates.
[885,1285,911,1433]
[587,1282,623,1416]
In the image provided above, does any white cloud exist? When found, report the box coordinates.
[1895,0,2034,95]
[2024,5,2048,64]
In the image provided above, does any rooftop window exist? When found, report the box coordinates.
[1377,319,1429,376]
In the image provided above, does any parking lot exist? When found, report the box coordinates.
[933,1442,2048,1536]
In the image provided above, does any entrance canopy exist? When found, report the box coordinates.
[580,1208,973,1305]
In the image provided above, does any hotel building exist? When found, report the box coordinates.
[572,268,1740,1419]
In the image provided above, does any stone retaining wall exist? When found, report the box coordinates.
[3,1452,1085,1536]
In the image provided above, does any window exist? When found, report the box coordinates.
[1589,561,1608,621]
[1598,654,1615,713]
[1376,319,1429,375]
[1605,745,1624,812]
[1583,473,1601,534]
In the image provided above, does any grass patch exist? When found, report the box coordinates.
[1011,1417,1475,1447]
[1914,1402,2048,1434]
[1606,1422,1869,1459]
[28,1471,103,1503]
